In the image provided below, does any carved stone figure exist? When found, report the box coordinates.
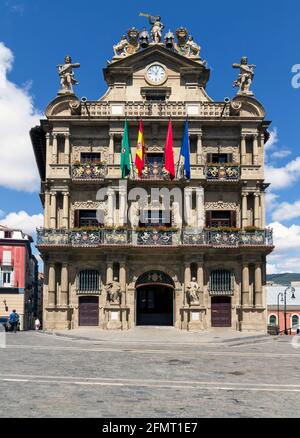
[106,277,122,305]
[57,56,80,95]
[232,57,256,95]
[186,35,201,58]
[174,27,189,56]
[113,35,128,57]
[186,277,200,305]
[139,13,164,43]
[113,28,140,59]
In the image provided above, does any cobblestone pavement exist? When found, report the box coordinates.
[0,330,300,418]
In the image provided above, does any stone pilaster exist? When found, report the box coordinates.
[242,262,250,306]
[108,132,114,164]
[253,134,259,165]
[241,192,248,228]
[64,133,70,164]
[48,263,56,307]
[60,263,69,306]
[240,134,246,165]
[62,192,69,228]
[254,193,260,228]
[44,191,51,229]
[254,263,262,307]
[50,192,57,229]
[196,132,203,164]
[52,134,58,164]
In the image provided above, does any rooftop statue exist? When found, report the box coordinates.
[232,56,256,95]
[113,28,140,59]
[139,12,164,43]
[173,27,202,61]
[57,55,80,95]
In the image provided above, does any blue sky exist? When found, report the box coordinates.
[0,0,300,272]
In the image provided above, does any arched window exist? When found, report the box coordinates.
[269,315,277,326]
[209,270,233,295]
[292,314,299,328]
[78,269,100,293]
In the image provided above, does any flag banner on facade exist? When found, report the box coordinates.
[180,119,191,179]
[164,119,175,180]
[120,119,131,178]
[135,119,145,177]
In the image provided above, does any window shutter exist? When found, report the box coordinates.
[230,210,237,228]
[74,210,80,228]
[206,211,212,227]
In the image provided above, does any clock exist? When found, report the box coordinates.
[146,64,167,85]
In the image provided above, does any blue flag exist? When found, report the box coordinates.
[180,120,191,179]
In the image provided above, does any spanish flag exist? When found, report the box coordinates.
[135,119,145,177]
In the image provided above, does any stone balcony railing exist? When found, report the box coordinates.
[36,228,273,248]
[72,162,108,180]
[80,101,231,118]
[131,163,184,181]
[205,165,240,181]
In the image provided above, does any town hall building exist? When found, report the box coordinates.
[31,15,273,331]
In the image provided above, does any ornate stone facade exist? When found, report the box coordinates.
[31,15,273,333]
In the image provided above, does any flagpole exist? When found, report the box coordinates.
[177,116,188,180]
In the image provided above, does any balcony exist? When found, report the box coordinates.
[72,162,107,180]
[132,163,183,181]
[36,228,273,248]
[80,101,231,119]
[205,164,240,181]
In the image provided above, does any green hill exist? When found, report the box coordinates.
[267,273,300,285]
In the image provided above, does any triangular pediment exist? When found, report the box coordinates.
[103,44,210,87]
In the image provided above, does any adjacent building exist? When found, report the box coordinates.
[31,17,273,331]
[0,225,39,330]
[267,282,300,334]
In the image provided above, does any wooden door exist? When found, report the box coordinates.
[79,296,99,326]
[211,297,231,327]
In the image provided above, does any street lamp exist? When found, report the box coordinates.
[277,286,296,335]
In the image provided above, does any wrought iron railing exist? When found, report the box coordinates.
[37,228,273,247]
[72,162,107,180]
[206,165,240,181]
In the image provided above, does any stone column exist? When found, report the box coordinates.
[46,133,51,167]
[260,133,265,167]
[50,192,57,229]
[253,134,259,165]
[119,187,127,226]
[184,262,191,306]
[260,191,265,229]
[242,263,250,306]
[254,193,260,228]
[106,261,113,284]
[184,187,193,227]
[44,191,51,229]
[120,261,126,306]
[64,133,70,164]
[241,134,246,165]
[107,188,115,226]
[197,261,204,306]
[52,134,58,164]
[254,263,262,307]
[108,133,114,164]
[48,263,56,307]
[60,263,69,306]
[196,132,203,165]
[242,192,248,228]
[62,192,69,228]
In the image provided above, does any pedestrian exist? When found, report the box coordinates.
[9,310,19,333]
[34,318,41,331]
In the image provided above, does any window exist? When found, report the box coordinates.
[139,210,171,227]
[209,270,233,295]
[1,268,13,287]
[4,231,12,239]
[80,153,101,163]
[2,250,12,266]
[206,211,236,228]
[292,315,299,328]
[207,153,233,164]
[74,210,100,228]
[78,270,100,293]
[269,315,277,326]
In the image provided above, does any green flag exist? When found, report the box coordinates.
[120,119,131,178]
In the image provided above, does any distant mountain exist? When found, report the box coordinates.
[267,273,300,285]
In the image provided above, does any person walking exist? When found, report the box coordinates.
[34,318,41,331]
[9,310,19,333]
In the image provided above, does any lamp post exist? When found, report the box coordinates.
[277,286,296,335]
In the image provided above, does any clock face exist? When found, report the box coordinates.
[146,65,166,84]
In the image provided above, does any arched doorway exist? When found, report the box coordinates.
[136,271,175,326]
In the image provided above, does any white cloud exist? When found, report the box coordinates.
[271,150,291,159]
[272,200,300,222]
[265,128,278,151]
[0,210,43,237]
[265,156,300,189]
[265,192,279,212]
[0,42,42,192]
[267,222,300,274]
